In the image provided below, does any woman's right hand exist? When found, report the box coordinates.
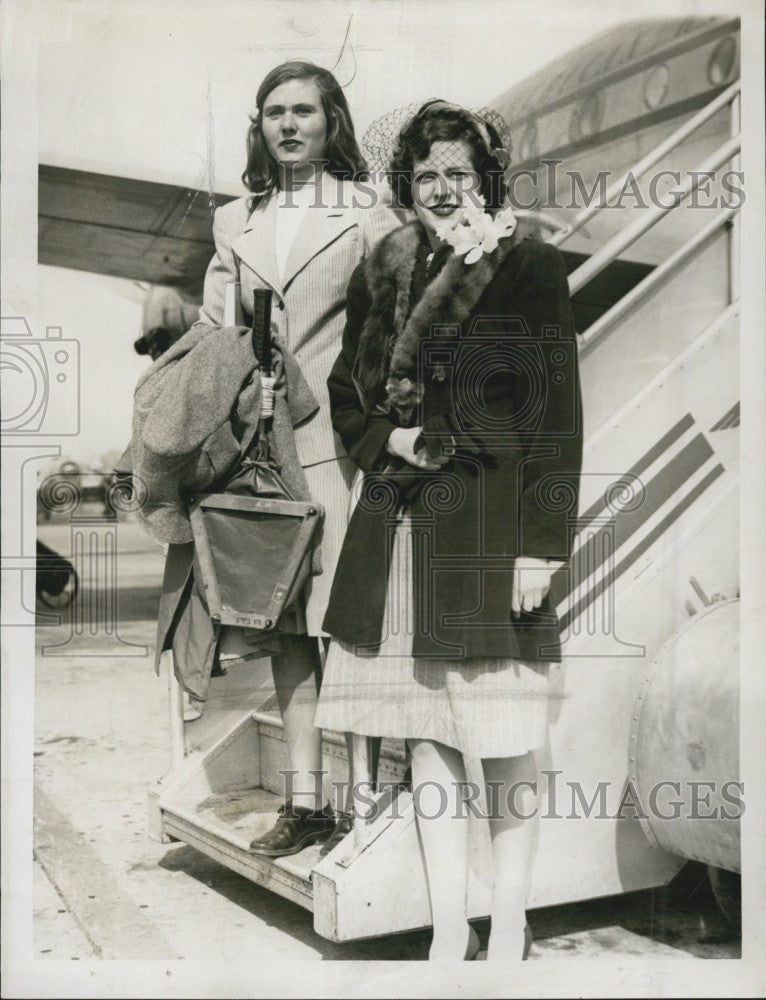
[385,427,450,470]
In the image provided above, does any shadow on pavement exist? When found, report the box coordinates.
[157,843,435,960]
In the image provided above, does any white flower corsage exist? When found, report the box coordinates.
[434,198,517,264]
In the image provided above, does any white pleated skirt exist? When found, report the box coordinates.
[315,512,561,759]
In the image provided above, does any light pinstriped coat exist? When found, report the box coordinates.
[197,171,400,633]
[199,171,399,470]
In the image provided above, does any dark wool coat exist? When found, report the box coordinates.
[322,222,583,662]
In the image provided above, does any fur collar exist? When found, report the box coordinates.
[355,220,530,420]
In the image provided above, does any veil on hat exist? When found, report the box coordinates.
[361,99,513,173]
[362,99,568,238]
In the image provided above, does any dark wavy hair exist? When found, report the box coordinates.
[242,60,367,203]
[388,100,507,212]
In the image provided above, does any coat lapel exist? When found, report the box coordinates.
[231,195,282,294]
[281,173,355,290]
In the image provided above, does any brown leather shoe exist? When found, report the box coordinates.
[249,800,335,857]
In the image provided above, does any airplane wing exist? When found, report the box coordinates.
[38,165,235,294]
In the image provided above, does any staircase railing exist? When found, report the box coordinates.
[579,206,737,359]
[566,134,740,298]
[550,80,740,253]
[547,80,741,353]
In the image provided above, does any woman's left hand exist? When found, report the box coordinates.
[511,556,562,616]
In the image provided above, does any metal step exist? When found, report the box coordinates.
[161,785,317,912]
[149,706,433,941]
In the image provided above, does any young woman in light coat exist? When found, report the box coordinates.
[190,59,398,855]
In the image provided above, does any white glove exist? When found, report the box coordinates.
[259,375,276,419]
[511,556,563,615]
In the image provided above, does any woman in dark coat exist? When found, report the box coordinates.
[315,101,583,960]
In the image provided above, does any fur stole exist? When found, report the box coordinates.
[354,219,533,422]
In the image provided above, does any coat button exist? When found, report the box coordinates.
[277,301,285,311]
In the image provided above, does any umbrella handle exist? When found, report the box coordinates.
[252,290,273,462]
[252,289,273,376]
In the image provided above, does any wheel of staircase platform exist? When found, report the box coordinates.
[707,865,741,933]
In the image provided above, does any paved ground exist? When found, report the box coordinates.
[30,516,741,975]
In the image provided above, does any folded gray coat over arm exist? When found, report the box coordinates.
[131,320,320,700]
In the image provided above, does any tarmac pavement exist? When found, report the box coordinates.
[31,516,741,971]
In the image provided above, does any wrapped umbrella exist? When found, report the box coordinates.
[189,289,324,632]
